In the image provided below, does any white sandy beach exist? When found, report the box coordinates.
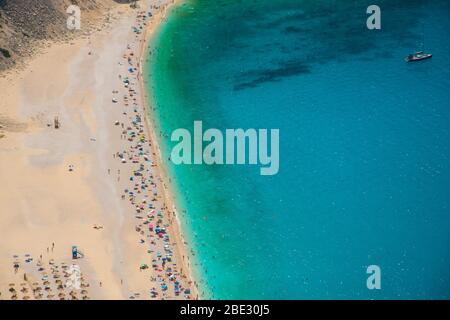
[0,0,196,300]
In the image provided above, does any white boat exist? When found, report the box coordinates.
[405,51,432,62]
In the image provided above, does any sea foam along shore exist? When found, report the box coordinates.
[0,0,197,300]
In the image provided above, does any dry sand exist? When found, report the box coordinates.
[0,0,196,300]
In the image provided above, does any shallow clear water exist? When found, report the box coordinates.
[146,0,450,299]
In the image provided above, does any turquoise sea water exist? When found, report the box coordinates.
[145,0,450,299]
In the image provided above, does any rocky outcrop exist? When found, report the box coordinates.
[0,0,135,71]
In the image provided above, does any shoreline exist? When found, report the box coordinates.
[137,0,201,299]
[139,0,215,299]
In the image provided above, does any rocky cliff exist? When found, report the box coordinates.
[0,0,134,71]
